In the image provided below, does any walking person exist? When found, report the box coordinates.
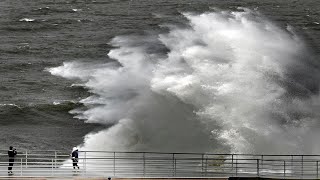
[8,146,17,174]
[71,147,80,170]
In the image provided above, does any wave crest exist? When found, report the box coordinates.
[49,9,320,154]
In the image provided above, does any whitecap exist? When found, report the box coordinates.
[53,100,77,106]
[19,18,35,22]
[53,101,61,105]
[0,104,21,108]
[70,83,85,87]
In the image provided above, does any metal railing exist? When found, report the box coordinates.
[0,150,320,178]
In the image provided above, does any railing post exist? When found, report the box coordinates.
[82,152,84,173]
[54,151,57,168]
[172,153,175,177]
[284,160,286,177]
[236,159,238,176]
[231,154,234,171]
[257,159,259,176]
[201,154,204,176]
[51,159,54,176]
[174,158,177,177]
[20,158,22,176]
[261,155,263,171]
[143,152,145,177]
[25,150,28,168]
[205,157,208,177]
[113,152,116,176]
[302,155,304,177]
[84,151,87,175]
[317,161,319,179]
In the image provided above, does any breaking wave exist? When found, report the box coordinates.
[49,9,320,154]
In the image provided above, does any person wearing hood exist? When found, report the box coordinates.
[8,146,17,174]
[71,147,79,170]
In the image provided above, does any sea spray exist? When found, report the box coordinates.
[49,9,320,155]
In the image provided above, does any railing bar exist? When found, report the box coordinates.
[3,150,320,156]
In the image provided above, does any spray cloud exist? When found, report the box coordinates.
[49,9,320,154]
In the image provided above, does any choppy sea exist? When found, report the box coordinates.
[0,0,320,154]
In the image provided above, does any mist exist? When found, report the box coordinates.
[49,9,320,154]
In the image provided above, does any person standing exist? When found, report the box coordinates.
[8,146,17,174]
[71,147,80,170]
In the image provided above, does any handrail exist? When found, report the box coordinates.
[2,149,320,156]
[0,151,319,178]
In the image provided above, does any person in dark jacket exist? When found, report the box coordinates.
[71,147,79,170]
[8,146,17,174]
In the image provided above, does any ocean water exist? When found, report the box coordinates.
[0,0,320,154]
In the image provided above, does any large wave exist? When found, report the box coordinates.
[49,9,320,154]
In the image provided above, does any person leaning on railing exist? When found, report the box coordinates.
[8,146,17,174]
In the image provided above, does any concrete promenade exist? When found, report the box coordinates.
[0,177,308,180]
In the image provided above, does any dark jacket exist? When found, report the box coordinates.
[72,150,78,159]
[8,149,17,158]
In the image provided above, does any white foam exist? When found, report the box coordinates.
[19,18,35,22]
[0,103,21,108]
[49,9,320,155]
[53,100,76,105]
[53,101,61,105]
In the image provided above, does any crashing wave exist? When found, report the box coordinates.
[49,9,320,154]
